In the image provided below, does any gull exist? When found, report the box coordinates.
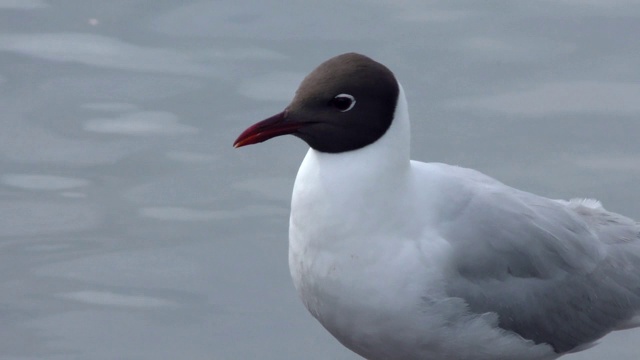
[233,52,640,360]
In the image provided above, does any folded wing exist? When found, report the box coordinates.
[441,184,640,353]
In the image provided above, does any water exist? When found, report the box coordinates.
[1,1,639,359]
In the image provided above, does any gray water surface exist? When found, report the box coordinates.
[1,1,639,359]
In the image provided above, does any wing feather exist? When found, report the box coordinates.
[440,180,640,353]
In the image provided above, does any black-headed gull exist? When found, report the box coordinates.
[234,53,640,360]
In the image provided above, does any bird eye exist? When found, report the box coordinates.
[330,94,356,112]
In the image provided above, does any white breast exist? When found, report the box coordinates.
[286,84,557,360]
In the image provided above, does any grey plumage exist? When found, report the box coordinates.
[442,170,640,353]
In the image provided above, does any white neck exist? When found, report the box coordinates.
[289,82,411,249]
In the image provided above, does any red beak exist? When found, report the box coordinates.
[233,111,304,148]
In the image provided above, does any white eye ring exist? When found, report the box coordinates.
[333,93,356,112]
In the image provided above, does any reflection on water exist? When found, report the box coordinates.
[452,81,640,115]
[0,1,639,359]
[0,33,215,75]
[84,110,197,136]
[2,174,89,191]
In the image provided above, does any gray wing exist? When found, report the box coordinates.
[441,185,640,354]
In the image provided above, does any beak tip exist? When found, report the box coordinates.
[232,139,244,148]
